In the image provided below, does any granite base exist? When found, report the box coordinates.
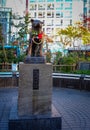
[18,63,52,116]
[8,105,62,130]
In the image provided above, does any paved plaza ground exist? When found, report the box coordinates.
[0,87,90,130]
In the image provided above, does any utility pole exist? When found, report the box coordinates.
[26,0,28,15]
[24,0,29,42]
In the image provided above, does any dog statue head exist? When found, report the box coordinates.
[31,19,43,33]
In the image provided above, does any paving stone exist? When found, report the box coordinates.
[0,87,90,130]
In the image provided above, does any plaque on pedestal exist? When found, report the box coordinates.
[24,56,45,64]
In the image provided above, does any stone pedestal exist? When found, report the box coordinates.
[9,61,62,130]
[18,63,52,116]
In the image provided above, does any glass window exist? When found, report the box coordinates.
[47,0,54,2]
[47,12,51,17]
[47,19,53,26]
[64,11,72,18]
[64,19,72,26]
[56,19,63,26]
[47,3,54,10]
[47,12,54,18]
[0,12,7,18]
[65,0,72,1]
[65,3,72,9]
[70,19,72,25]
[46,28,53,34]
[56,12,61,18]
[38,4,45,10]
[0,0,6,6]
[38,0,45,1]
[56,0,63,1]
[56,3,63,10]
[56,11,63,18]
[56,19,60,26]
[38,12,45,18]
[30,12,36,18]
[29,0,36,2]
[30,4,37,10]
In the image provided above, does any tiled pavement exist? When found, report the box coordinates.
[0,87,90,130]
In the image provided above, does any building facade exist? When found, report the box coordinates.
[0,0,84,44]
[0,0,26,45]
[29,0,83,36]
[0,7,12,44]
[83,0,90,29]
[0,0,6,7]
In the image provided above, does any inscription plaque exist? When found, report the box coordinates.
[33,69,39,90]
[24,56,45,64]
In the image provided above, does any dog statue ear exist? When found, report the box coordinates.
[31,19,34,23]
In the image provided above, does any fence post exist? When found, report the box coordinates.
[79,74,85,90]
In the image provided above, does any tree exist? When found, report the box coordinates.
[56,22,90,49]
[76,22,90,45]
[82,30,90,44]
[0,24,7,62]
[17,13,30,44]
[83,15,90,31]
[11,12,31,55]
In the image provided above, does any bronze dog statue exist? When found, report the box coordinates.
[27,19,44,57]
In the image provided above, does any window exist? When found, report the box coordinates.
[0,0,6,6]
[38,0,45,2]
[47,19,53,26]
[56,12,61,18]
[64,19,72,26]
[30,4,37,10]
[47,3,54,10]
[64,11,72,18]
[47,0,54,2]
[30,12,36,18]
[38,12,45,18]
[56,3,63,10]
[65,0,72,1]
[70,19,72,25]
[56,11,63,18]
[47,12,54,18]
[46,28,53,34]
[56,19,63,26]
[29,0,36,2]
[56,19,60,26]
[38,4,45,10]
[65,3,72,9]
[0,12,7,18]
[56,0,63,1]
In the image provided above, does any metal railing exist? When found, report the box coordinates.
[52,73,90,90]
[53,64,76,73]
[0,63,76,73]
[0,63,90,90]
[0,63,12,72]
[0,63,19,72]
